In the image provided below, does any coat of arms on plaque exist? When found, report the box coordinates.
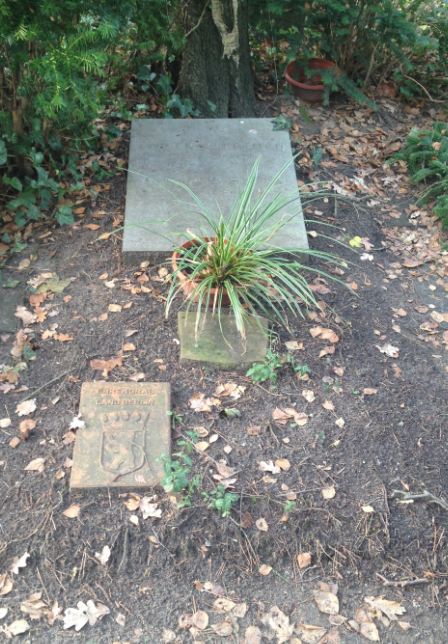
[99,410,150,480]
[70,382,171,490]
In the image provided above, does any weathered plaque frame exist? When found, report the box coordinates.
[70,382,170,490]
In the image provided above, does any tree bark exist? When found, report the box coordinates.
[178,0,255,117]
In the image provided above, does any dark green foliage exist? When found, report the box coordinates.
[0,0,181,227]
[1,1,117,225]
[395,123,448,228]
[403,1,448,99]
[251,0,447,101]
[1,0,447,233]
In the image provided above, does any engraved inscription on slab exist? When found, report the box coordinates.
[70,382,170,489]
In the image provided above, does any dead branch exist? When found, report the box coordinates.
[402,74,447,103]
[376,573,431,589]
[391,489,448,512]
[184,0,210,38]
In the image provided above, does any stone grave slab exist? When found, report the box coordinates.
[123,118,308,264]
[70,382,170,490]
[0,283,22,333]
[178,311,269,367]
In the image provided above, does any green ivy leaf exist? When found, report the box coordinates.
[4,176,23,192]
[55,205,74,226]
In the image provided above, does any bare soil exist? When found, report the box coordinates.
[0,96,447,642]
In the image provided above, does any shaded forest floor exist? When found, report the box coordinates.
[0,92,447,642]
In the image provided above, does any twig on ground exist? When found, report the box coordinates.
[228,516,258,569]
[402,74,447,103]
[251,381,282,396]
[376,573,431,589]
[19,351,106,402]
[36,565,52,603]
[19,366,77,402]
[391,489,448,512]
[267,421,280,445]
[117,525,130,573]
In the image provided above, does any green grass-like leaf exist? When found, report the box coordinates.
[166,159,346,339]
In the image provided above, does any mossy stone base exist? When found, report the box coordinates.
[178,311,269,368]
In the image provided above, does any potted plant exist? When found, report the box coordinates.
[285,56,377,108]
[166,159,345,340]
[285,57,336,103]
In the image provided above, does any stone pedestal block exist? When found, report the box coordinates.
[178,311,269,368]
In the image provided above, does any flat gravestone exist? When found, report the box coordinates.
[70,382,170,490]
[178,311,269,368]
[0,284,22,333]
[123,118,308,264]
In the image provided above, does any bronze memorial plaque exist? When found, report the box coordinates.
[70,382,171,490]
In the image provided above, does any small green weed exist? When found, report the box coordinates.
[161,429,201,507]
[167,410,184,429]
[161,453,201,509]
[283,500,296,515]
[246,350,282,385]
[203,485,239,518]
[272,114,292,131]
[161,454,191,494]
[246,351,310,386]
[287,356,310,378]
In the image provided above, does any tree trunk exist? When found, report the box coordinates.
[178,0,255,117]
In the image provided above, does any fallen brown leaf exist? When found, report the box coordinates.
[24,457,45,472]
[0,573,13,596]
[297,552,312,569]
[310,326,339,343]
[255,518,268,532]
[189,393,220,412]
[19,419,36,440]
[314,588,339,615]
[90,355,123,376]
[4,618,30,637]
[376,343,399,358]
[10,552,29,575]
[321,485,336,500]
[364,596,406,621]
[272,407,308,426]
[16,398,37,417]
[191,610,209,630]
[296,623,327,643]
[63,504,81,519]
[302,389,315,403]
[15,306,37,326]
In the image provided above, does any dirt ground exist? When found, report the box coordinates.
[0,93,447,643]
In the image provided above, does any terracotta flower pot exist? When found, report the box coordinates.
[171,238,231,306]
[285,58,335,103]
